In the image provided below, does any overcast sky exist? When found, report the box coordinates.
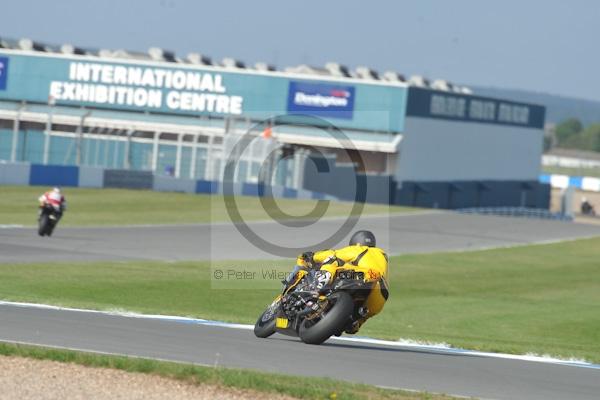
[3,0,599,101]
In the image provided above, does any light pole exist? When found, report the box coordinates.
[43,95,56,165]
[10,101,25,162]
[76,110,92,166]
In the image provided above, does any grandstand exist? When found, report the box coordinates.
[0,37,549,208]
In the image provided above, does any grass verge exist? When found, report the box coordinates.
[0,185,415,226]
[0,342,454,400]
[1,238,599,362]
[542,165,600,178]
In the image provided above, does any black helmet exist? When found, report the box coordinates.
[349,230,376,247]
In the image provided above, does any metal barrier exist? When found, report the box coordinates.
[457,207,572,221]
[0,162,336,201]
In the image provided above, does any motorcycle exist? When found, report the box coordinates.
[254,267,377,345]
[38,204,62,237]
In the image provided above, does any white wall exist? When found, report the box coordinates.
[395,118,543,182]
[0,162,30,185]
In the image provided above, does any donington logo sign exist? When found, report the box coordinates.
[0,57,8,90]
[287,81,355,119]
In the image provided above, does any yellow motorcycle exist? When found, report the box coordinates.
[254,267,376,344]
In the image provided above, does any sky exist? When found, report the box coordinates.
[3,0,599,101]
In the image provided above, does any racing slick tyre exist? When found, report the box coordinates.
[254,307,277,338]
[47,221,56,237]
[298,291,354,345]
[38,215,49,236]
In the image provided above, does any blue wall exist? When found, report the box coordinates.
[0,162,337,202]
[394,180,550,209]
[29,164,79,186]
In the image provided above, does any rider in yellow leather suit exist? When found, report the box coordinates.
[295,230,389,334]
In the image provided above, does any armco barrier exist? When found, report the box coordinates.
[153,175,196,193]
[195,180,219,194]
[395,180,550,209]
[103,169,153,190]
[458,207,572,221]
[0,162,30,185]
[540,174,600,192]
[0,162,336,202]
[78,166,104,188]
[242,183,262,197]
[29,164,79,187]
[283,188,297,199]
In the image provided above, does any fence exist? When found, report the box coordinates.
[540,174,600,192]
[0,161,336,201]
[457,207,572,221]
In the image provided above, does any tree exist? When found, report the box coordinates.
[543,135,552,152]
[555,118,583,145]
[583,124,600,152]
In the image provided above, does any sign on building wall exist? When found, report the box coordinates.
[406,87,545,129]
[0,51,408,133]
[287,81,355,119]
[51,62,243,115]
[0,57,8,90]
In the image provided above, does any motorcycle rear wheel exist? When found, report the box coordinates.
[38,215,49,236]
[299,291,354,345]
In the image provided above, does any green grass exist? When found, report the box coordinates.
[0,343,454,400]
[0,185,414,226]
[542,165,600,178]
[1,238,599,362]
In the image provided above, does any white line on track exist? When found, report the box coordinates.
[1,300,598,370]
[0,337,482,400]
[0,225,24,229]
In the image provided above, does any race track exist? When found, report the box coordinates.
[2,211,600,263]
[1,211,600,399]
[0,303,598,400]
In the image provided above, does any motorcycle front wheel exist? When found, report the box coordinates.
[254,304,278,338]
[298,291,354,345]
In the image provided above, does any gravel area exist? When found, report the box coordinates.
[0,356,297,400]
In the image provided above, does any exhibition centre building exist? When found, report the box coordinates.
[0,38,548,208]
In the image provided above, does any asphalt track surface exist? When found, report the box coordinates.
[2,212,600,399]
[2,211,600,263]
[0,303,598,400]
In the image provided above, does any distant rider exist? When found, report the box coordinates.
[38,187,67,220]
[581,197,596,216]
[291,230,389,335]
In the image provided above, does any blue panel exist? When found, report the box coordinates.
[287,81,355,119]
[195,180,218,194]
[29,164,79,186]
[569,176,583,188]
[242,183,259,197]
[283,188,297,198]
[311,191,326,200]
[394,180,550,210]
[539,174,551,184]
[0,56,8,90]
[257,184,268,197]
